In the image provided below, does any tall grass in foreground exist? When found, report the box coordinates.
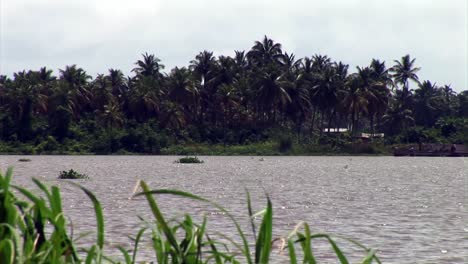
[0,168,380,264]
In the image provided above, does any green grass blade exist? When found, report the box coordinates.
[335,235,381,264]
[32,178,53,204]
[302,223,316,264]
[211,231,244,254]
[246,189,257,241]
[255,197,272,264]
[68,182,105,254]
[151,228,164,263]
[118,246,132,264]
[323,236,349,264]
[195,216,207,263]
[287,239,297,264]
[0,239,14,264]
[11,185,51,217]
[3,167,13,192]
[50,186,67,229]
[85,245,96,264]
[134,188,253,264]
[50,186,63,214]
[131,227,147,263]
[139,181,180,256]
[361,249,377,264]
[206,234,223,264]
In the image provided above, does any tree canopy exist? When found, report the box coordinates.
[1,36,467,154]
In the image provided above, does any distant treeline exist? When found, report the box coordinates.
[1,36,467,154]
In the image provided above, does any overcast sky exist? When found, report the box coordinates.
[1,0,467,91]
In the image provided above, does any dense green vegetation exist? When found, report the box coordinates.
[1,168,380,263]
[175,156,204,163]
[1,36,467,154]
[57,169,89,179]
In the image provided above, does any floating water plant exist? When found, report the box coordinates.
[58,169,89,179]
[175,156,204,164]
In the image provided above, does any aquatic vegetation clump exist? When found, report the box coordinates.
[58,169,89,179]
[175,156,204,164]
[0,168,380,263]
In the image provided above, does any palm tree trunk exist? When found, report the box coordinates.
[310,108,316,137]
[335,114,340,133]
[223,108,227,149]
[327,109,335,133]
[296,115,301,143]
[108,126,114,153]
[319,110,325,137]
[355,113,360,137]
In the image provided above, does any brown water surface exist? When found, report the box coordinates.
[1,156,467,263]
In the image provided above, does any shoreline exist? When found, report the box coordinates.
[0,141,394,156]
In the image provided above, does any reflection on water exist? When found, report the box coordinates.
[1,156,467,263]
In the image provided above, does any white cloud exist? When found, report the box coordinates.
[1,0,466,91]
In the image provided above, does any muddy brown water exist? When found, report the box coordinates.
[1,156,467,263]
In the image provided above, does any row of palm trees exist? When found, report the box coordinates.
[0,36,466,144]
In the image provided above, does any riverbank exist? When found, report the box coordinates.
[160,141,391,155]
[0,140,392,156]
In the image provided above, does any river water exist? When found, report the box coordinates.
[1,156,467,263]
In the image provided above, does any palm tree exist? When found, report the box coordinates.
[107,69,126,98]
[457,91,468,117]
[281,52,302,74]
[190,51,218,125]
[234,50,248,70]
[59,65,91,118]
[98,98,124,152]
[308,55,334,135]
[298,57,319,134]
[311,54,332,73]
[47,79,78,141]
[331,61,348,132]
[441,84,457,116]
[59,65,90,87]
[309,64,339,135]
[413,80,443,126]
[167,67,199,121]
[216,84,239,146]
[36,67,56,97]
[255,71,291,124]
[190,51,216,84]
[342,72,370,136]
[382,103,415,136]
[127,75,164,121]
[281,74,311,140]
[160,101,186,131]
[8,71,47,140]
[368,60,392,132]
[391,55,420,108]
[99,99,124,128]
[128,54,166,121]
[355,62,391,136]
[247,36,283,66]
[90,74,113,111]
[132,53,165,79]
[215,56,236,85]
